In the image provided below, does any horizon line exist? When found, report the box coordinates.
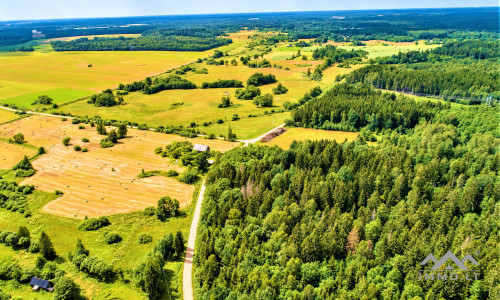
[1,5,498,23]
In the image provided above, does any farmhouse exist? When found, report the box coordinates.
[193,144,210,152]
[30,277,54,292]
[31,30,45,39]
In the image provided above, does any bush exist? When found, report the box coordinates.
[165,170,179,177]
[100,138,114,148]
[15,169,36,177]
[55,190,64,195]
[143,206,157,216]
[9,133,24,144]
[82,148,88,152]
[82,138,89,142]
[78,216,110,231]
[235,85,261,100]
[74,145,81,151]
[104,232,122,244]
[137,233,153,244]
[62,137,70,146]
[178,168,199,184]
[272,83,288,95]
[53,276,82,300]
[78,125,85,129]
[29,242,39,253]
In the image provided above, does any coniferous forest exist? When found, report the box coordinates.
[194,97,498,299]
[345,41,500,101]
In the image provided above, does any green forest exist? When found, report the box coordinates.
[345,41,500,101]
[194,99,498,299]
[51,35,232,51]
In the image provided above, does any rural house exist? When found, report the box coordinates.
[30,277,54,292]
[193,144,210,152]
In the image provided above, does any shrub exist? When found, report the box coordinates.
[82,148,88,152]
[29,242,39,253]
[137,233,153,244]
[142,206,157,216]
[53,276,82,300]
[82,137,89,142]
[235,85,261,100]
[100,138,114,148]
[178,168,199,184]
[36,256,47,269]
[74,145,81,151]
[78,216,110,231]
[9,133,24,144]
[55,190,64,195]
[165,170,179,177]
[62,137,70,146]
[78,125,85,129]
[38,147,46,155]
[15,169,36,177]
[272,83,288,95]
[104,232,122,244]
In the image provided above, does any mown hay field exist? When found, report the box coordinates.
[0,115,236,218]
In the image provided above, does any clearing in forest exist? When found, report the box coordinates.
[262,127,360,149]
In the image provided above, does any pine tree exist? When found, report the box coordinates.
[13,155,33,170]
[39,231,56,260]
[173,231,185,260]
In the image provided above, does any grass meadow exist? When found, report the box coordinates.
[0,186,199,299]
[261,127,360,149]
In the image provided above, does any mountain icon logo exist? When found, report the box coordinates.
[420,250,479,270]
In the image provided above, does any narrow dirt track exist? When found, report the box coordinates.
[183,180,206,300]
[182,122,285,299]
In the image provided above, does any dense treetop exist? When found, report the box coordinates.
[194,97,498,299]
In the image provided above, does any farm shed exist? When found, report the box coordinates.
[193,144,210,152]
[30,277,54,292]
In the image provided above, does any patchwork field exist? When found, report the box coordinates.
[0,188,193,299]
[0,115,236,218]
[262,127,360,149]
[0,47,208,107]
[57,35,362,139]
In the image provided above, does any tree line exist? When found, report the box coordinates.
[51,35,232,51]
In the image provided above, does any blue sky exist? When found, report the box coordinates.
[1,0,498,21]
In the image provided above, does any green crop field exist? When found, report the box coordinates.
[55,33,370,139]
[0,88,92,108]
[0,44,210,108]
